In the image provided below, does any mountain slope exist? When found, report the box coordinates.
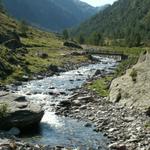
[71,0,150,46]
[0,10,88,84]
[3,0,99,31]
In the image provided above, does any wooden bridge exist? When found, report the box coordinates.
[85,49,128,60]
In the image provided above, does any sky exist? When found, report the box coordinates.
[80,0,117,6]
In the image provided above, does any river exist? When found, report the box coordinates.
[14,55,118,150]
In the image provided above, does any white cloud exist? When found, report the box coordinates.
[80,0,117,6]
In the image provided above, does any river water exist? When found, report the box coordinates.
[15,56,117,150]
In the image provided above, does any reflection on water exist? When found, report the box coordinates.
[16,56,117,149]
[22,112,108,150]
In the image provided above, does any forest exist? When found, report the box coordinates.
[71,0,150,47]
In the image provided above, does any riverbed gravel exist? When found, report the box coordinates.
[1,55,149,150]
[55,86,150,150]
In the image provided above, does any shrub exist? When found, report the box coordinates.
[130,68,137,82]
[145,121,150,128]
[19,20,28,37]
[88,76,113,97]
[0,103,8,118]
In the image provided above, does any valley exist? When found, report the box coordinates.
[0,0,150,150]
[2,0,101,31]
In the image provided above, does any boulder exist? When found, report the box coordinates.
[58,100,71,107]
[0,31,20,44]
[3,39,22,49]
[48,64,59,72]
[88,55,101,61]
[109,52,150,112]
[8,127,21,136]
[22,75,29,82]
[0,93,44,130]
[94,69,102,76]
[36,52,48,59]
[84,123,92,127]
[109,143,127,150]
[77,96,94,103]
[63,41,83,49]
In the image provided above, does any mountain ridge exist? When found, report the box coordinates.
[71,0,150,46]
[2,0,100,31]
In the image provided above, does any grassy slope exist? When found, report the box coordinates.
[0,12,87,84]
[86,46,150,97]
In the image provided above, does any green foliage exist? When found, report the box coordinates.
[87,47,146,97]
[0,47,14,79]
[144,11,150,31]
[19,20,28,37]
[63,29,69,40]
[0,103,8,118]
[130,68,137,82]
[115,56,138,77]
[0,0,4,12]
[125,31,141,47]
[88,32,103,46]
[0,11,89,84]
[0,0,2,8]
[88,76,113,97]
[145,121,150,128]
[71,0,150,47]
[77,34,85,44]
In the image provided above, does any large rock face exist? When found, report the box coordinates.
[0,92,44,130]
[109,52,150,112]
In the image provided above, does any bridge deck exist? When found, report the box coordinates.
[86,49,128,60]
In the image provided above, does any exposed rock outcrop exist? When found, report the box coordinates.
[63,41,83,49]
[0,31,22,49]
[0,92,44,130]
[109,52,150,112]
[3,39,22,49]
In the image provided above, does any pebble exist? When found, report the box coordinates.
[56,87,150,150]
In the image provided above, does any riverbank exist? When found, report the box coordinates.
[55,52,150,150]
[55,82,150,150]
[0,52,149,149]
[0,11,91,86]
[0,55,117,150]
[0,50,96,92]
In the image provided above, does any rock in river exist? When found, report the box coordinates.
[0,92,44,130]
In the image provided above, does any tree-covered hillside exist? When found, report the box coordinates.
[71,0,150,47]
[2,0,99,31]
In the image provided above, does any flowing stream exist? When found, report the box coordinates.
[15,55,118,150]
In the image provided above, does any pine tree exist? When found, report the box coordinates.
[20,20,28,37]
[0,0,4,12]
[89,32,102,46]
[126,31,141,47]
[63,29,69,40]
[134,33,141,47]
[78,34,85,44]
